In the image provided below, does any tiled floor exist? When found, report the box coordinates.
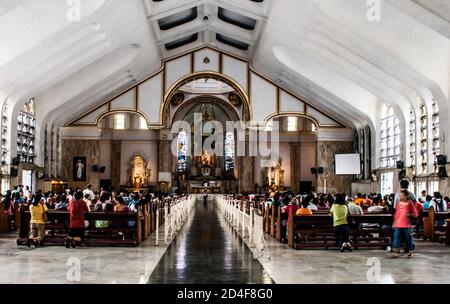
[148,200,274,284]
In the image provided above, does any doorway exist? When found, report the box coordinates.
[22,169,33,193]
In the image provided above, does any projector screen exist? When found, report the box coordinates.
[335,154,361,175]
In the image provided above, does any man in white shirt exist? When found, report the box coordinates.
[347,199,364,215]
[367,196,385,213]
[83,184,95,201]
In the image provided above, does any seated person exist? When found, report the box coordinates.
[347,198,364,215]
[54,195,69,211]
[444,196,450,210]
[296,200,313,216]
[114,196,130,213]
[422,195,432,210]
[367,197,385,213]
[430,192,447,227]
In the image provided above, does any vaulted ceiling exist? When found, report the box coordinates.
[1,0,449,148]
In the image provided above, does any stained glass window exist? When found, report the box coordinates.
[224,132,235,172]
[177,130,188,172]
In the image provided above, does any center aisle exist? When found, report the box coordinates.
[148,198,274,284]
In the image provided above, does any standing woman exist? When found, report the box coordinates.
[392,190,419,258]
[330,194,352,252]
[28,193,47,247]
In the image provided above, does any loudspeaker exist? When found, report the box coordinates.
[317,167,324,174]
[12,156,20,166]
[310,168,317,175]
[438,166,448,178]
[398,169,406,180]
[10,167,18,177]
[437,155,447,166]
[92,165,99,172]
[99,166,106,173]
[396,161,404,169]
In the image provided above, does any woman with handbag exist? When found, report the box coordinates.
[28,193,48,247]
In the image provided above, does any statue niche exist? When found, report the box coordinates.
[129,156,151,189]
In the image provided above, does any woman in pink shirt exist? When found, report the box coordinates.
[392,190,419,258]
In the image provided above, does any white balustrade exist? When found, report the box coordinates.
[216,195,271,260]
[155,195,196,246]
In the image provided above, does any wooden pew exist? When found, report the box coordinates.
[17,208,141,247]
[0,203,8,233]
[288,214,393,250]
[423,207,450,242]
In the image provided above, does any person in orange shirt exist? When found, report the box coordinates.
[296,200,313,216]
[354,193,364,206]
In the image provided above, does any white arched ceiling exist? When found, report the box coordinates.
[0,0,449,170]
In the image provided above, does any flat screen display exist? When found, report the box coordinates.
[335,154,361,175]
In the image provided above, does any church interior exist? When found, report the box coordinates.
[0,0,450,285]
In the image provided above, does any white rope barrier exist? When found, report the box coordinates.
[216,195,271,260]
[155,195,196,246]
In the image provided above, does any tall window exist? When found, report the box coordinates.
[224,132,235,173]
[431,98,440,173]
[114,114,126,130]
[408,106,416,175]
[17,99,35,163]
[287,117,298,132]
[176,130,188,172]
[1,104,9,174]
[380,103,400,168]
[381,172,394,195]
[264,120,273,132]
[138,116,148,130]
[419,100,427,174]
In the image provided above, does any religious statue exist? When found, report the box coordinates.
[201,151,211,167]
[130,156,149,189]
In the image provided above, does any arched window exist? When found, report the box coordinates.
[408,106,416,175]
[419,100,427,174]
[177,130,189,172]
[224,132,235,172]
[287,117,298,132]
[431,98,440,173]
[114,114,126,130]
[380,103,400,168]
[17,98,36,163]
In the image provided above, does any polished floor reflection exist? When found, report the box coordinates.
[148,200,274,284]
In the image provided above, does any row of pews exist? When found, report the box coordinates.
[261,203,450,250]
[9,197,182,247]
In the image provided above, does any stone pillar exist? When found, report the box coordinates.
[158,130,173,190]
[290,143,300,192]
[111,140,121,189]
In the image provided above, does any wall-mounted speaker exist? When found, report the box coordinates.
[437,155,447,166]
[398,169,406,180]
[438,166,448,178]
[317,167,324,174]
[92,165,99,172]
[10,168,18,177]
[396,161,405,169]
[12,156,20,166]
[310,168,317,175]
[99,166,106,173]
